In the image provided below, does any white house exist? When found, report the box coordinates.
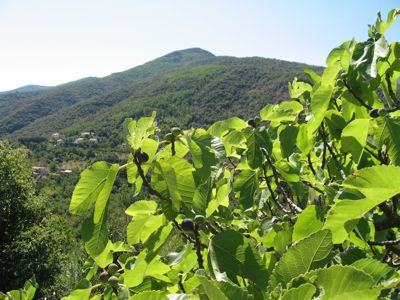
[73,137,85,144]
[32,166,49,175]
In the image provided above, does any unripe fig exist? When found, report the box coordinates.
[108,276,119,287]
[171,127,181,137]
[369,108,379,118]
[254,116,261,124]
[137,151,149,163]
[181,219,195,232]
[99,271,109,283]
[165,133,174,142]
[194,214,206,224]
[107,263,119,275]
[247,119,256,128]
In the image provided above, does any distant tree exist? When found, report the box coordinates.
[0,140,37,243]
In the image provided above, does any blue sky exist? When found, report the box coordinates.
[0,1,399,91]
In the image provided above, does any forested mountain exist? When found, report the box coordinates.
[0,48,320,139]
[0,85,52,94]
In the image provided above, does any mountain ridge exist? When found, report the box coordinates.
[0,85,53,94]
[0,48,322,140]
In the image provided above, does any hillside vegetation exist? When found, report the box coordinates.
[0,48,319,139]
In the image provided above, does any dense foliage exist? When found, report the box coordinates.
[0,141,78,298]
[42,9,400,300]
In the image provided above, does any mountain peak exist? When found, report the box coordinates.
[153,48,215,64]
[0,85,51,94]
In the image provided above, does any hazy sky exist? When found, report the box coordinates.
[0,1,399,91]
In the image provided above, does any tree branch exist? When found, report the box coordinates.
[344,80,372,110]
[368,237,400,246]
[194,225,204,269]
[133,150,167,201]
[319,127,346,180]
[301,179,324,194]
[386,72,400,108]
[307,153,316,176]
[261,148,302,213]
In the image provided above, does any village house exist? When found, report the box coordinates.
[51,132,60,139]
[80,131,95,137]
[32,166,49,176]
[60,169,73,174]
[73,137,85,144]
[89,138,98,145]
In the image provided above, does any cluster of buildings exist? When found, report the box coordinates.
[50,131,98,146]
[51,132,64,145]
[73,131,98,145]
[31,166,72,176]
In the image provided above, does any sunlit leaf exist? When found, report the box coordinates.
[208,230,268,288]
[324,165,400,243]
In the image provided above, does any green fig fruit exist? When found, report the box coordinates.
[171,127,181,137]
[108,276,119,287]
[181,219,195,232]
[194,215,206,224]
[138,151,149,163]
[369,108,379,118]
[99,271,110,283]
[247,119,256,128]
[165,133,174,142]
[107,263,119,275]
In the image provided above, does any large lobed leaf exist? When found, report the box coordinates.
[292,205,324,242]
[281,283,316,300]
[272,229,332,286]
[70,161,119,224]
[324,165,400,243]
[315,265,380,299]
[341,118,370,164]
[208,230,268,288]
[233,169,258,209]
[374,117,400,166]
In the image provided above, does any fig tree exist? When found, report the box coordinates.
[181,218,195,232]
